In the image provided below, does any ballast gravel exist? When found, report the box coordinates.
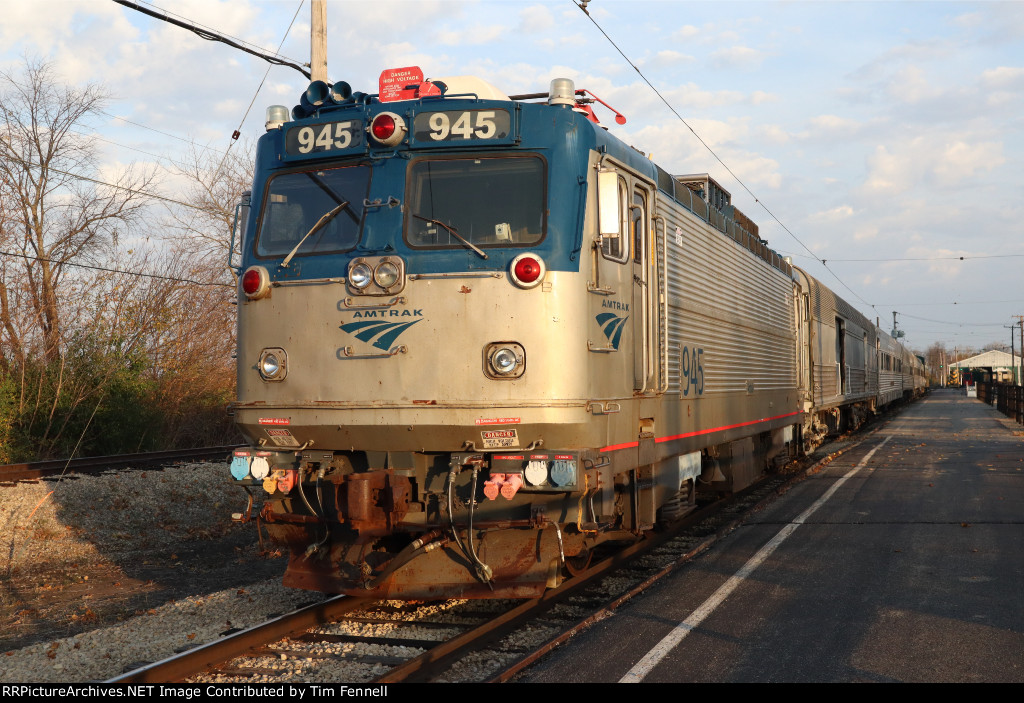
[1,460,301,682]
[1,579,311,682]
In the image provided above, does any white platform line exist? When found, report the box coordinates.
[619,436,892,683]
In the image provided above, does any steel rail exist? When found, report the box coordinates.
[372,488,743,683]
[108,596,376,683]
[0,446,237,483]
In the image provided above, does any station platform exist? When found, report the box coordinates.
[522,388,1024,682]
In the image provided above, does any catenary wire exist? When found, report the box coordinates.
[0,249,234,288]
[0,149,223,215]
[572,0,875,309]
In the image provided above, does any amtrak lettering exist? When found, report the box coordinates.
[350,309,423,318]
[601,299,629,311]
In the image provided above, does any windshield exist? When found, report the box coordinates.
[255,165,370,258]
[405,155,546,250]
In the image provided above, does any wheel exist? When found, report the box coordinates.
[565,547,594,576]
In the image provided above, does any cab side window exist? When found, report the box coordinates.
[601,177,630,264]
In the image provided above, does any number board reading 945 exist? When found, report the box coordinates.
[414,110,511,142]
[286,121,364,156]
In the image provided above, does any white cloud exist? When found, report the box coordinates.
[952,12,984,29]
[518,5,555,34]
[932,140,1004,184]
[642,50,696,70]
[710,46,767,70]
[981,65,1024,87]
[800,114,865,141]
[809,205,855,222]
[863,135,1003,195]
[853,224,879,242]
[757,124,790,144]
[434,25,507,46]
[670,25,701,42]
[876,65,943,106]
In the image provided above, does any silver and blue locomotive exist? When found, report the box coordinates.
[228,70,924,599]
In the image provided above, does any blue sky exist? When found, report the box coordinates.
[3,0,1023,352]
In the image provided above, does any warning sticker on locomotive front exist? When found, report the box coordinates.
[265,428,300,448]
[481,429,519,448]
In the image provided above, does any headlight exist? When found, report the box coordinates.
[485,342,525,379]
[349,262,373,289]
[491,348,519,374]
[374,261,400,289]
[347,256,406,295]
[261,354,280,376]
[258,348,287,381]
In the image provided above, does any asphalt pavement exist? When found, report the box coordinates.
[520,388,1024,682]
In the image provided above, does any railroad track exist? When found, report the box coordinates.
[107,441,851,684]
[0,446,236,483]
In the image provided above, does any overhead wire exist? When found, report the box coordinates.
[892,311,1012,328]
[0,249,233,288]
[781,250,1024,265]
[131,0,305,65]
[211,0,305,182]
[0,151,237,287]
[821,254,1024,262]
[67,128,201,173]
[0,149,222,215]
[98,109,230,156]
[573,1,876,306]
[2,1,272,292]
[111,0,310,78]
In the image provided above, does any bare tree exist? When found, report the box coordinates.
[923,341,949,384]
[151,138,255,443]
[167,139,254,265]
[0,57,154,364]
[0,59,250,459]
[982,340,1010,353]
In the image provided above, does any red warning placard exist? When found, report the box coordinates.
[379,66,424,102]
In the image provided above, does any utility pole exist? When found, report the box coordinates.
[1015,315,1024,387]
[311,0,328,83]
[1007,325,1017,385]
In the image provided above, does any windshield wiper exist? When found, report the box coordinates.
[281,201,351,267]
[413,214,488,260]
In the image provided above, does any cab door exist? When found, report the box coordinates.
[631,185,656,392]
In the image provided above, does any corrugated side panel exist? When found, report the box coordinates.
[849,367,867,393]
[814,364,840,400]
[659,198,796,396]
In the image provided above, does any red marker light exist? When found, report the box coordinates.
[242,269,262,295]
[509,253,546,289]
[242,266,270,299]
[369,112,406,147]
[371,113,396,141]
[514,257,542,283]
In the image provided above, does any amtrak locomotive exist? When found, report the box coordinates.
[227,69,925,599]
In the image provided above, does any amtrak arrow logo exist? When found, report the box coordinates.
[596,312,628,350]
[340,319,423,350]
